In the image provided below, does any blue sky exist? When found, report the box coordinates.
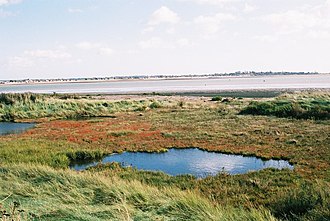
[1,0,330,80]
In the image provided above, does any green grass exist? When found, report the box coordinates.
[269,181,330,221]
[211,96,222,101]
[0,164,277,221]
[0,139,107,168]
[88,163,330,221]
[0,93,166,121]
[240,95,330,120]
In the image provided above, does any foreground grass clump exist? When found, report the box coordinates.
[89,163,330,221]
[269,181,330,221]
[0,164,276,221]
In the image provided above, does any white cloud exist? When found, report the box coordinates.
[179,0,239,6]
[76,41,114,56]
[24,49,72,59]
[263,1,330,36]
[253,35,277,43]
[194,13,236,35]
[139,37,167,49]
[176,38,194,47]
[0,0,21,16]
[5,48,72,69]
[148,6,180,26]
[139,37,194,50]
[243,3,256,13]
[99,47,114,56]
[308,30,330,39]
[0,0,22,6]
[76,41,101,50]
[7,56,34,68]
[166,27,176,34]
[68,8,83,13]
[0,8,14,17]
[142,26,154,34]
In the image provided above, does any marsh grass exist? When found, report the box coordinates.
[211,96,222,101]
[270,181,330,221]
[107,130,136,137]
[240,96,330,120]
[89,163,330,221]
[0,139,107,168]
[0,164,277,221]
[0,93,167,121]
[0,200,36,221]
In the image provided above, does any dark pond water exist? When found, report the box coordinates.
[70,148,293,177]
[0,122,35,135]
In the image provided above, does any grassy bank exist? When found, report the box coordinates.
[0,164,276,221]
[1,91,329,122]
[0,93,173,122]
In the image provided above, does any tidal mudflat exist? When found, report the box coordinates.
[1,74,329,94]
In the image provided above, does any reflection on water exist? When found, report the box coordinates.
[70,148,294,178]
[0,122,35,135]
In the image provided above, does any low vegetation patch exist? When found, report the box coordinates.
[107,130,136,137]
[240,99,330,120]
[211,96,222,101]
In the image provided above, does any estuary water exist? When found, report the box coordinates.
[1,74,329,94]
[70,148,294,178]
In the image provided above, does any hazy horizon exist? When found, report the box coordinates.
[1,0,330,80]
[1,71,327,82]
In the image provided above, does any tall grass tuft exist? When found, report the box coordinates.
[270,181,330,220]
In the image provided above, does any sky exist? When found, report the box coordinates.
[0,0,330,80]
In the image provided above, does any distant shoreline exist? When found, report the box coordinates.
[0,73,327,86]
[1,74,329,95]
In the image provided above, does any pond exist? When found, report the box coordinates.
[70,148,293,177]
[0,122,35,135]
